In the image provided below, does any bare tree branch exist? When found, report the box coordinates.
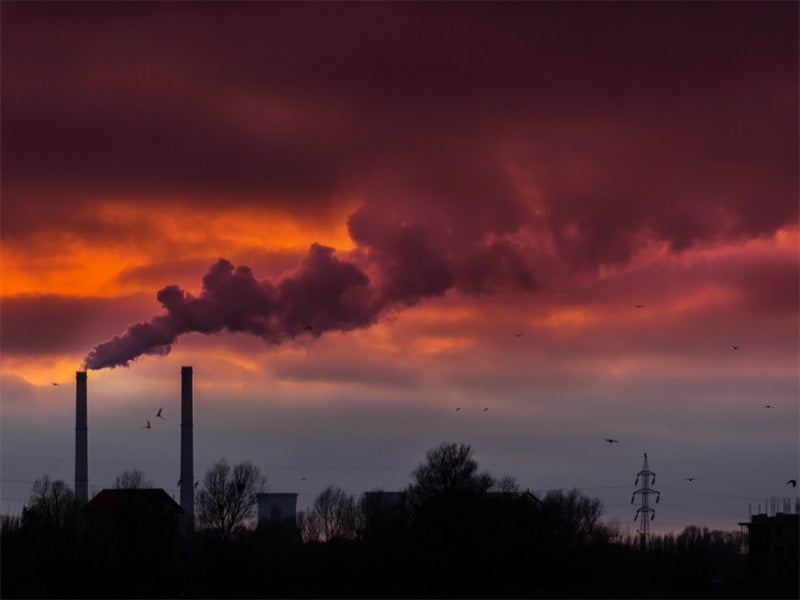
[195,458,267,540]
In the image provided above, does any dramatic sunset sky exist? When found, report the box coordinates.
[1,2,797,533]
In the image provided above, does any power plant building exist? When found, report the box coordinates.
[74,367,196,532]
[257,493,298,525]
[740,511,799,590]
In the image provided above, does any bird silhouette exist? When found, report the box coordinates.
[787,479,797,488]
[455,407,461,411]
[483,408,489,412]
[194,481,199,488]
[684,477,697,482]
[51,382,60,386]
[603,438,619,444]
[732,345,740,350]
[301,477,307,481]
[634,305,645,309]
[514,332,524,338]
[142,420,151,429]
[156,407,166,420]
[305,325,313,332]
[763,404,773,408]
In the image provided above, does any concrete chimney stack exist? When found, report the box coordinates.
[75,371,88,504]
[180,366,194,532]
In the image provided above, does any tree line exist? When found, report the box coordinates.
[1,442,789,598]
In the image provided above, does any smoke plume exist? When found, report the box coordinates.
[84,217,536,370]
[84,245,376,369]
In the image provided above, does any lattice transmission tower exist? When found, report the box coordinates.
[631,452,660,549]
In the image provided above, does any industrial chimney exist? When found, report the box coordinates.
[180,366,194,532]
[75,371,88,504]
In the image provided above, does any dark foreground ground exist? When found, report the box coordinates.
[2,520,797,599]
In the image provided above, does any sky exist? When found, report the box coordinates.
[1,1,798,535]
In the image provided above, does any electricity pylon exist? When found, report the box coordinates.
[631,452,660,550]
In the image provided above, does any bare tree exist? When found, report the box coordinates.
[23,475,79,528]
[302,485,357,542]
[296,509,321,543]
[195,458,267,540]
[491,474,520,494]
[113,468,153,489]
[406,442,494,509]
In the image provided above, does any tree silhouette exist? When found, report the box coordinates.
[540,488,614,549]
[195,458,266,541]
[406,442,494,510]
[23,475,80,529]
[357,490,408,543]
[113,468,153,489]
[491,474,520,493]
[4,475,86,598]
[302,484,357,542]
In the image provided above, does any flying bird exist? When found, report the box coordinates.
[305,325,313,332]
[514,332,524,338]
[603,438,619,444]
[301,477,307,481]
[51,382,60,386]
[763,404,773,409]
[456,407,461,411]
[634,305,645,309]
[787,479,797,488]
[156,407,166,420]
[142,420,151,429]
[732,345,740,350]
[684,477,697,482]
[194,481,199,488]
[483,408,489,412]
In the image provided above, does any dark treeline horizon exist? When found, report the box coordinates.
[1,442,796,599]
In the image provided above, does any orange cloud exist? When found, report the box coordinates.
[1,197,358,298]
[0,354,83,387]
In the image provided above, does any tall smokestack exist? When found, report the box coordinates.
[75,371,88,504]
[180,366,194,532]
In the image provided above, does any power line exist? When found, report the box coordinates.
[529,484,632,493]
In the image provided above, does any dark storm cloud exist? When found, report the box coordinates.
[2,2,796,270]
[456,240,537,295]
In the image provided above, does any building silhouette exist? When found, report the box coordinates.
[84,489,183,592]
[257,492,300,544]
[740,511,799,592]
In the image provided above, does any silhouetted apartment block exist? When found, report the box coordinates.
[84,489,183,590]
[257,492,300,543]
[740,512,799,587]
